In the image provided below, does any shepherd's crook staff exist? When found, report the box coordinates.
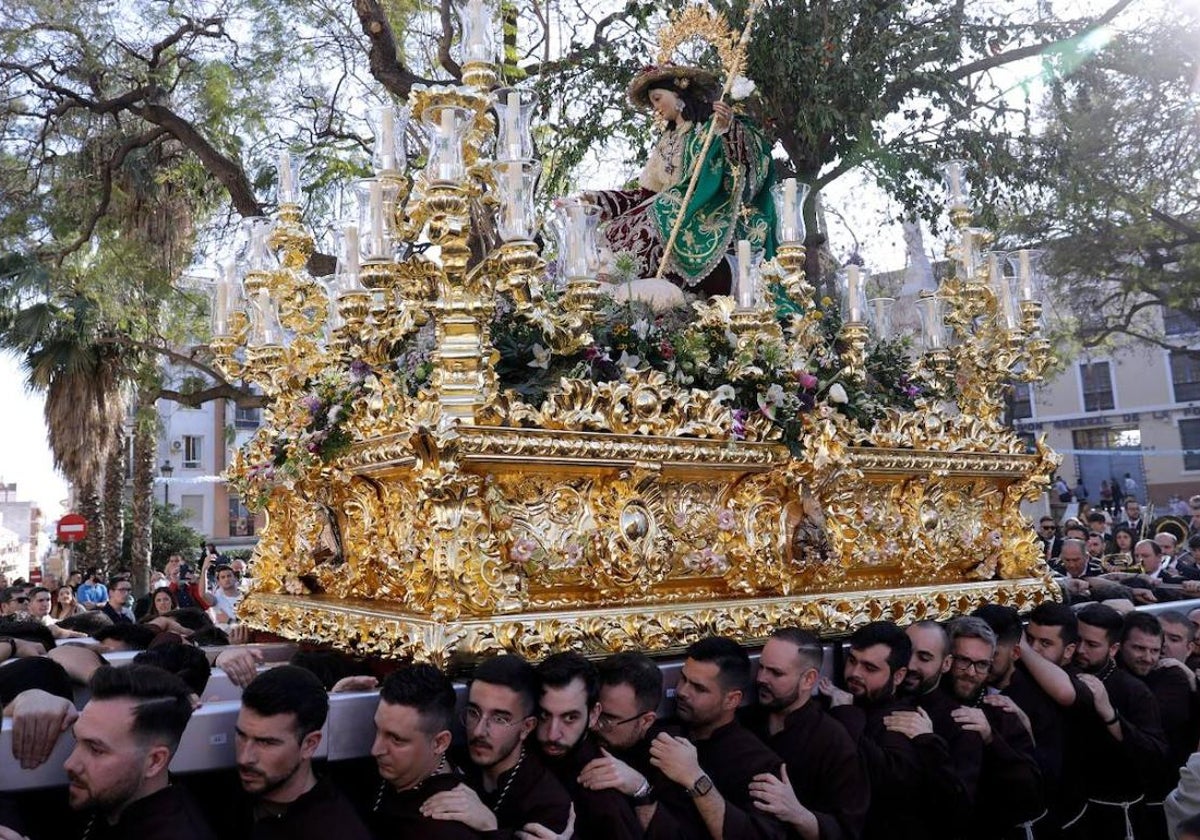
[653,0,767,281]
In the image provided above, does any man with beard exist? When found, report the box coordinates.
[884,620,980,840]
[422,655,571,837]
[941,618,1043,839]
[1117,612,1198,836]
[365,663,481,839]
[639,636,785,840]
[819,621,924,840]
[741,627,868,840]
[532,652,641,840]
[1064,604,1168,839]
[60,664,216,839]
[232,665,371,839]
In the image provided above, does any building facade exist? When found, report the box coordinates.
[0,483,45,581]
[1012,308,1200,511]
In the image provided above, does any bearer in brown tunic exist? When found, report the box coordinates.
[742,627,869,840]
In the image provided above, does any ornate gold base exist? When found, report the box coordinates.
[240,577,1058,668]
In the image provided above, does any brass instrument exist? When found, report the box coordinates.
[1151,515,1189,546]
[1101,552,1138,574]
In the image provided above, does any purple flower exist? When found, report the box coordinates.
[731,408,748,440]
[904,385,921,399]
[301,395,323,414]
[349,360,371,381]
[797,372,818,390]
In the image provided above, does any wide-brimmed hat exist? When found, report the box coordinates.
[627,63,720,109]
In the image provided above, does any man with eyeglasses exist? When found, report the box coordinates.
[742,627,868,840]
[100,576,134,624]
[421,655,572,837]
[1037,516,1062,562]
[942,617,1043,839]
[0,585,30,617]
[533,652,641,840]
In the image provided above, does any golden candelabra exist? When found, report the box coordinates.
[209,9,1060,665]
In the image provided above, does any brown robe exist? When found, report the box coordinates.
[541,735,643,840]
[367,772,484,839]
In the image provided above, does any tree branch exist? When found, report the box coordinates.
[352,0,440,99]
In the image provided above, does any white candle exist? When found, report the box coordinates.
[214,265,231,332]
[343,224,360,276]
[380,108,395,171]
[736,239,754,308]
[369,181,385,258]
[846,264,862,321]
[438,109,456,181]
[784,178,797,228]
[505,91,522,160]
[1017,249,1033,299]
[948,164,962,204]
[278,151,294,202]
[466,0,489,57]
[503,163,523,239]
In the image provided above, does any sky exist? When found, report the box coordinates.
[0,353,68,520]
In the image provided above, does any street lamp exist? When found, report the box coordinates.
[160,460,174,505]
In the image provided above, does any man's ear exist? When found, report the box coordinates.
[587,702,601,730]
[800,668,820,694]
[891,666,908,690]
[300,729,322,760]
[722,688,743,712]
[432,728,452,757]
[518,715,537,741]
[939,655,953,675]
[143,743,173,779]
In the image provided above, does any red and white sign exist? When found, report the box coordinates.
[57,513,88,544]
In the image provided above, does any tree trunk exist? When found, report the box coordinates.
[75,480,104,574]
[101,423,126,571]
[129,392,157,592]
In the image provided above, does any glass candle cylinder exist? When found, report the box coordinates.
[354,178,401,260]
[866,297,895,340]
[421,105,474,185]
[988,251,1021,329]
[958,227,988,282]
[1007,249,1046,302]
[770,178,810,245]
[840,264,867,323]
[369,105,409,173]
[917,295,947,351]
[243,217,277,272]
[939,159,971,213]
[212,261,242,336]
[457,0,497,63]
[494,87,536,162]
[492,160,539,242]
[248,289,286,347]
[276,151,302,205]
[554,201,600,281]
[733,239,760,308]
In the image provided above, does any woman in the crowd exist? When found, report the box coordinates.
[49,584,85,621]
[139,586,178,622]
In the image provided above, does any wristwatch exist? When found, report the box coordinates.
[686,773,714,798]
[631,779,656,806]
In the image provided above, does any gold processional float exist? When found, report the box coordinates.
[210,2,1061,667]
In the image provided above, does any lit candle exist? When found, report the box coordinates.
[278,151,294,202]
[505,91,522,160]
[369,181,385,258]
[343,224,360,276]
[846,264,863,322]
[379,108,395,171]
[438,109,455,181]
[736,239,753,308]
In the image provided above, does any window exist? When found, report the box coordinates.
[1182,420,1200,471]
[1072,425,1141,451]
[1079,361,1115,412]
[1008,382,1033,421]
[229,496,256,536]
[183,435,202,469]
[1164,307,1200,337]
[1170,351,1200,403]
[179,494,204,525]
[234,404,261,429]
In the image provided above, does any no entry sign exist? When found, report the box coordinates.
[57,513,88,543]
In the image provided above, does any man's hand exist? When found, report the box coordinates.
[1076,674,1116,723]
[7,639,46,659]
[47,624,87,640]
[750,765,809,825]
[1063,578,1090,598]
[227,624,251,646]
[5,689,77,769]
[0,825,32,840]
[951,706,993,744]
[214,647,263,688]
[145,616,194,637]
[516,805,576,840]
[331,675,379,693]
[1131,588,1158,605]
[1157,657,1199,690]
[420,783,499,832]
[817,676,853,708]
[982,694,1034,740]
[578,747,647,795]
[883,707,934,740]
[649,732,703,787]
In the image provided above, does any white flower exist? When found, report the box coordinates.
[828,382,849,404]
[511,536,538,562]
[631,318,652,340]
[730,75,756,101]
[713,384,737,404]
[617,350,642,370]
[326,405,342,425]
[528,344,551,369]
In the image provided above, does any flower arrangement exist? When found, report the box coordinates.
[229,361,377,509]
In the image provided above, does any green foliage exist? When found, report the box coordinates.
[121,502,204,570]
